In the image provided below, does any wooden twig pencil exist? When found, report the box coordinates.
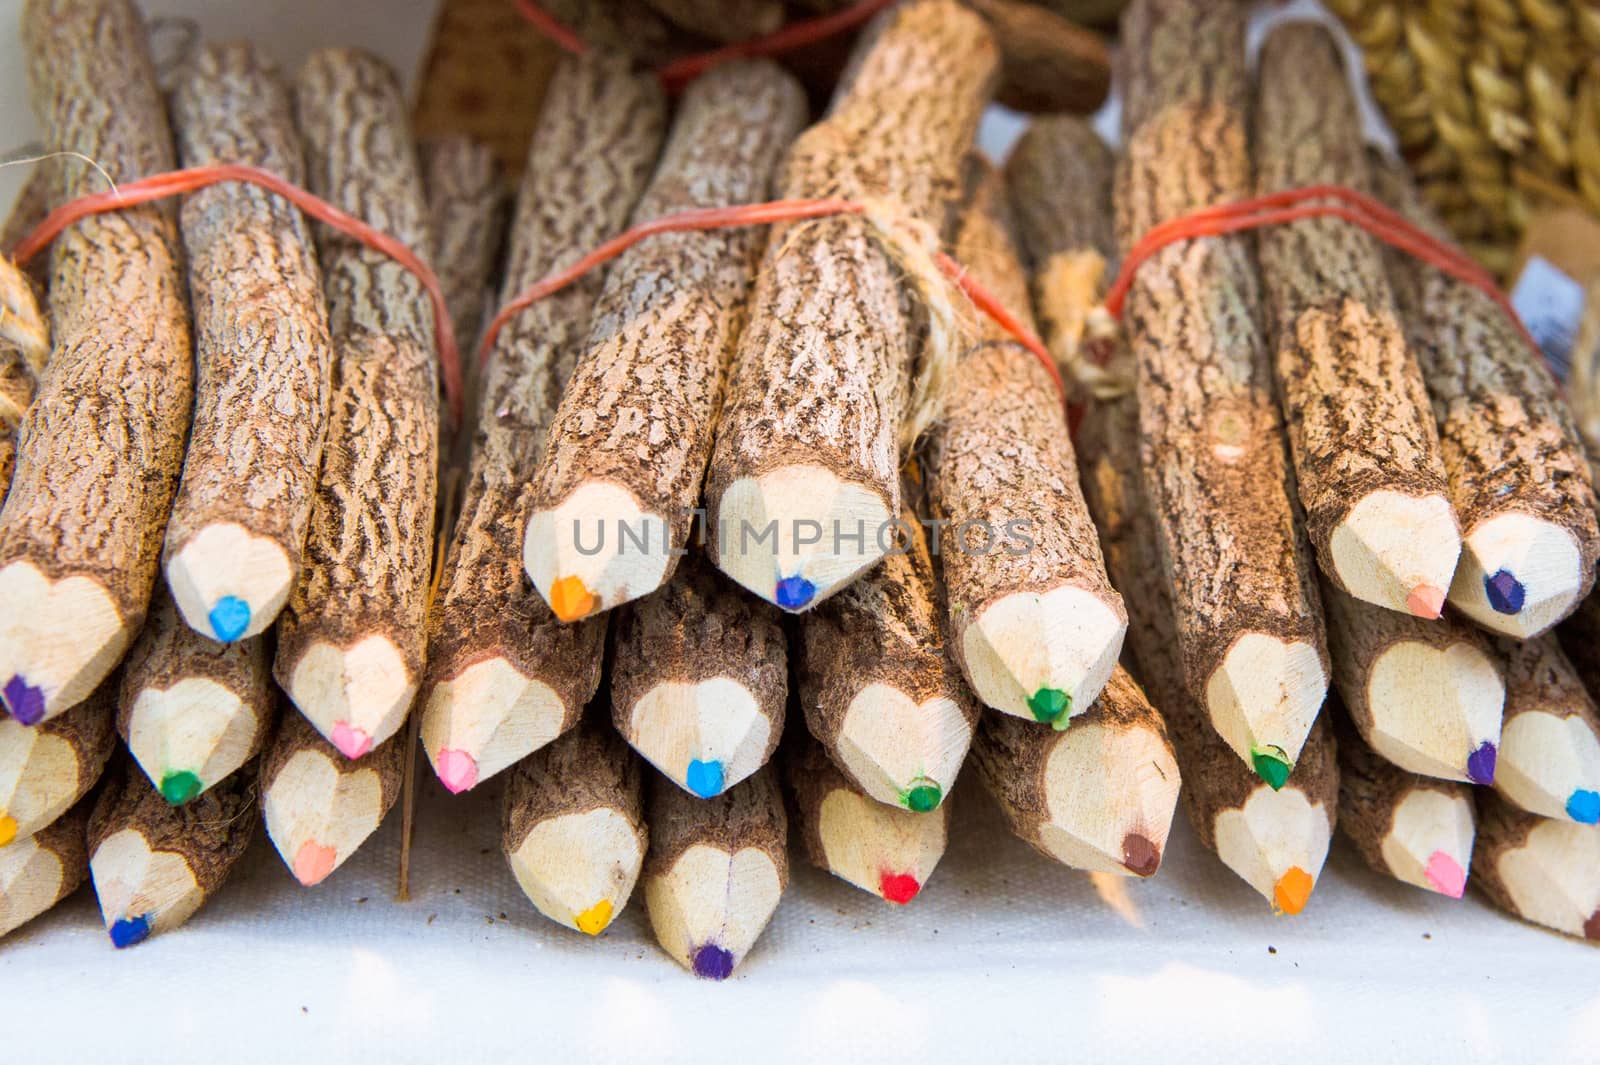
[0,259,43,494]
[974,665,1179,876]
[420,57,664,794]
[643,767,787,980]
[964,0,1111,115]
[1493,635,1600,824]
[787,734,948,905]
[1324,581,1504,784]
[0,671,113,848]
[1473,789,1600,941]
[0,0,193,725]
[612,552,787,799]
[800,488,977,812]
[420,134,501,360]
[275,50,438,760]
[926,163,1125,727]
[1078,387,1337,914]
[1116,0,1329,785]
[526,60,805,622]
[0,166,53,290]
[1372,156,1600,638]
[1337,712,1474,897]
[502,719,646,936]
[0,794,87,939]
[260,708,403,887]
[536,0,690,59]
[89,759,255,948]
[118,588,272,807]
[705,0,998,612]
[1254,23,1460,618]
[638,0,784,42]
[162,42,334,645]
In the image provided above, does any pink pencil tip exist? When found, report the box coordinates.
[329,722,372,760]
[1406,584,1446,619]
[1424,850,1466,898]
[292,840,338,886]
[435,749,478,794]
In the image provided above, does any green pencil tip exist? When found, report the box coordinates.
[1251,747,1292,790]
[1027,687,1070,727]
[904,782,942,813]
[159,770,202,806]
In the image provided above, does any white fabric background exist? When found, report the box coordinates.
[0,2,1592,1063]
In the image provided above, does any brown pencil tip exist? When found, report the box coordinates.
[1121,831,1161,877]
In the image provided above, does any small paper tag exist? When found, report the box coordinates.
[1510,256,1586,380]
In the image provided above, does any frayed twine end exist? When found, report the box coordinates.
[1036,250,1133,402]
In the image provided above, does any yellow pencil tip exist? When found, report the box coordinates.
[575,899,613,936]
[0,813,15,847]
[1274,866,1314,915]
[549,575,596,622]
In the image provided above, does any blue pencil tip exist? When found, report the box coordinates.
[2,675,45,726]
[774,576,815,612]
[1467,742,1498,786]
[208,596,251,643]
[685,759,725,799]
[691,943,735,980]
[1569,789,1600,824]
[109,914,152,949]
[1484,570,1525,616]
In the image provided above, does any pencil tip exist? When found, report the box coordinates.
[903,781,942,813]
[1122,831,1161,877]
[1466,742,1497,786]
[1567,789,1600,824]
[1423,850,1466,898]
[207,595,251,642]
[329,721,372,760]
[0,813,15,847]
[1026,687,1071,727]
[549,575,597,622]
[691,943,735,980]
[684,759,725,798]
[1273,867,1313,915]
[435,749,479,794]
[1586,910,1600,942]
[2,674,44,726]
[774,575,815,611]
[1406,584,1446,619]
[575,899,613,936]
[879,872,921,905]
[108,914,152,949]
[159,770,202,806]
[1251,746,1292,790]
[1483,570,1525,616]
[292,840,338,886]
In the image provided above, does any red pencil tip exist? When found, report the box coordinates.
[879,872,921,905]
[1406,584,1445,619]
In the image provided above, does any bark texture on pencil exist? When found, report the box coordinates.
[612,551,787,800]
[800,489,977,813]
[0,167,53,291]
[927,165,1124,727]
[275,49,439,761]
[421,134,501,361]
[164,42,334,646]
[0,0,193,725]
[639,0,784,41]
[118,587,273,807]
[421,57,665,795]
[526,61,805,623]
[537,0,696,60]
[705,0,998,613]
[1117,0,1328,784]
[1473,788,1600,941]
[1494,634,1600,825]
[644,767,787,980]
[88,759,255,948]
[1254,23,1460,619]
[501,719,647,936]
[0,258,43,494]
[0,670,113,847]
[1373,155,1600,639]
[0,795,87,938]
[964,0,1110,114]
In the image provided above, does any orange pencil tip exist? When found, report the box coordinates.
[1274,867,1314,915]
[1406,584,1445,619]
[549,575,596,622]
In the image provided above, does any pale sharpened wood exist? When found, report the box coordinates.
[1324,580,1504,784]
[964,0,1110,114]
[1494,634,1600,825]
[1336,711,1475,898]
[643,767,787,980]
[1254,23,1461,618]
[786,733,948,905]
[0,669,113,848]
[1077,388,1337,915]
[612,551,787,800]
[260,708,404,887]
[420,57,665,795]
[926,164,1125,727]
[501,718,646,936]
[705,0,999,613]
[1116,0,1329,783]
[800,489,977,812]
[117,587,272,807]
[526,61,806,622]
[88,758,254,947]
[275,49,439,761]
[639,0,784,41]
[1473,788,1600,941]
[164,41,335,646]
[974,664,1179,877]
[1373,155,1600,639]
[0,0,193,725]
[0,794,87,938]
